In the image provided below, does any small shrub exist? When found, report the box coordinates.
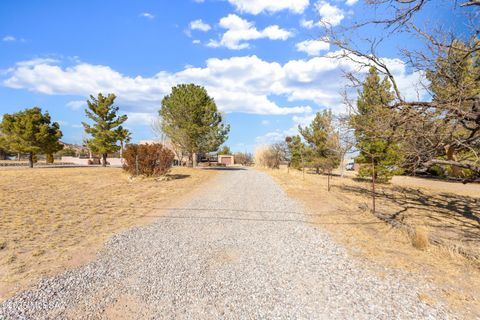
[411,226,429,250]
[234,152,253,166]
[254,144,284,169]
[123,143,174,177]
[58,147,77,157]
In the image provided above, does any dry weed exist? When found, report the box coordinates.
[411,226,430,250]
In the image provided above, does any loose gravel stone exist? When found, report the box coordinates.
[0,168,454,319]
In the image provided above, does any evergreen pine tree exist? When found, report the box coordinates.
[218,145,232,155]
[82,93,129,166]
[286,135,306,170]
[351,67,402,182]
[299,110,341,174]
[0,107,63,167]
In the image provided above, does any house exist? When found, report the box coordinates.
[218,154,234,166]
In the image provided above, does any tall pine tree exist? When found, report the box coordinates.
[82,93,129,166]
[286,135,306,170]
[351,67,402,182]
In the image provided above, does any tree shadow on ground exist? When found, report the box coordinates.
[60,205,383,227]
[337,184,480,246]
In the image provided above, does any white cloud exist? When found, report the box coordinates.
[293,113,316,127]
[192,39,201,44]
[2,53,425,118]
[301,1,344,29]
[139,12,155,19]
[261,119,270,126]
[316,1,344,26]
[66,100,86,110]
[255,130,286,144]
[255,112,317,145]
[345,0,358,6]
[189,19,211,32]
[227,0,310,14]
[2,35,16,42]
[124,112,156,125]
[207,14,293,50]
[300,19,315,29]
[15,58,59,67]
[295,39,330,56]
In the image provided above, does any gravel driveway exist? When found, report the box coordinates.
[0,168,452,319]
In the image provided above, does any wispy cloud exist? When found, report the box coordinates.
[345,0,358,6]
[139,12,155,19]
[295,38,330,56]
[66,100,86,110]
[3,35,16,42]
[189,19,211,32]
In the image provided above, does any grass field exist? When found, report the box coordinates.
[0,166,217,301]
[264,167,480,317]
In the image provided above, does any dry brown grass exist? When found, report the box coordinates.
[263,166,480,318]
[411,226,430,250]
[0,166,217,301]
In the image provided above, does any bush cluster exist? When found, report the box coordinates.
[123,143,174,176]
[234,152,253,166]
[254,145,283,169]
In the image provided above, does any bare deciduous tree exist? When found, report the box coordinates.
[322,1,480,180]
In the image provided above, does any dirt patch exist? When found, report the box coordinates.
[263,167,480,318]
[0,166,217,301]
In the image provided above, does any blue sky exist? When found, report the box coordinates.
[0,0,461,152]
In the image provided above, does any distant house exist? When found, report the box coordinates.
[218,154,234,166]
[139,141,235,166]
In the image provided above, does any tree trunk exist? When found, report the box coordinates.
[28,152,34,168]
[192,152,197,167]
[46,153,54,164]
[301,154,305,180]
[316,167,320,174]
[445,145,461,176]
[102,153,107,167]
[371,159,376,215]
[340,152,346,177]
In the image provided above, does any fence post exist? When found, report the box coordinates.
[371,158,376,215]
